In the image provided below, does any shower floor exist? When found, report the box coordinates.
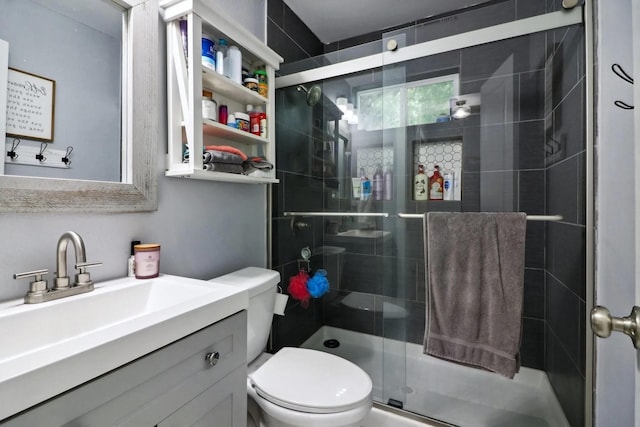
[302,326,570,427]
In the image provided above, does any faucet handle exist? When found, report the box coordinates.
[14,269,49,297]
[74,261,102,286]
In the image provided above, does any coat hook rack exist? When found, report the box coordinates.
[4,141,71,169]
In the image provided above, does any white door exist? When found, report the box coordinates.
[593,1,639,426]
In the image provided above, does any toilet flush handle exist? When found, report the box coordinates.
[205,352,220,367]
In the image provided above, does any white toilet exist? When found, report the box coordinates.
[209,267,373,427]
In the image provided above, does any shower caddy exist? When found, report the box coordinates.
[160,0,283,184]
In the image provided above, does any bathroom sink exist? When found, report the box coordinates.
[0,274,248,420]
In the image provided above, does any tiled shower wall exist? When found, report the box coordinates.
[268,1,585,425]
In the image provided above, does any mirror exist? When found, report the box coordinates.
[0,0,157,212]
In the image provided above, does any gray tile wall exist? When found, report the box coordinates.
[269,1,585,425]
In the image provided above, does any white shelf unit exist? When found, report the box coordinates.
[160,0,282,184]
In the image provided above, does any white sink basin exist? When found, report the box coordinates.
[0,274,248,421]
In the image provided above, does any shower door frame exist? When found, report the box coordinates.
[275,6,593,426]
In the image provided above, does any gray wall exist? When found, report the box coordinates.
[0,0,269,303]
[1,0,121,181]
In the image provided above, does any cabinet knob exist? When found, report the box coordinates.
[205,351,220,367]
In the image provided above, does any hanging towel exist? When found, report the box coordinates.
[424,212,527,379]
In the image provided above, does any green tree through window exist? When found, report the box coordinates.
[357,74,458,131]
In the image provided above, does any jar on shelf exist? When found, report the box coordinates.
[202,90,217,121]
[235,112,250,132]
[243,77,259,92]
[254,69,268,98]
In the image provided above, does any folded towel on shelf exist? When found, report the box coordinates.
[424,212,527,379]
[203,149,245,164]
[203,162,244,174]
[242,156,273,174]
[204,145,248,161]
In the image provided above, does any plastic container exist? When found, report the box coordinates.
[227,113,237,128]
[243,77,259,92]
[443,171,455,200]
[254,69,268,98]
[202,93,217,121]
[383,165,393,200]
[219,104,228,125]
[235,112,250,132]
[216,38,228,76]
[134,243,160,279]
[247,104,261,136]
[201,35,216,71]
[227,45,242,85]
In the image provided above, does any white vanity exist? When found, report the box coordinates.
[0,275,249,426]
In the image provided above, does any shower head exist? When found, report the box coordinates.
[296,84,322,106]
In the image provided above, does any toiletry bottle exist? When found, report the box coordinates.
[247,104,261,136]
[443,171,455,201]
[428,165,444,200]
[372,164,383,200]
[414,164,428,201]
[215,38,228,76]
[128,240,141,277]
[383,164,393,200]
[360,168,371,200]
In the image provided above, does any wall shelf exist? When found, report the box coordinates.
[160,0,282,185]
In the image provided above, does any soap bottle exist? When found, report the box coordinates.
[383,164,393,200]
[372,164,383,200]
[428,165,444,200]
[128,240,141,277]
[360,168,371,200]
[414,164,428,201]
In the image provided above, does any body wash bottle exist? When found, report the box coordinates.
[128,240,141,277]
[414,164,428,201]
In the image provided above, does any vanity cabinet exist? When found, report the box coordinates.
[1,311,247,427]
[160,0,283,184]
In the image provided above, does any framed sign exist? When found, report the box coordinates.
[6,68,55,141]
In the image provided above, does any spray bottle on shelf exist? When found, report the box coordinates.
[428,165,444,200]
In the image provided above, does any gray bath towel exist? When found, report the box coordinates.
[424,212,527,379]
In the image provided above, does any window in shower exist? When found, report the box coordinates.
[357,73,459,131]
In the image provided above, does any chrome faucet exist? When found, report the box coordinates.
[13,231,102,304]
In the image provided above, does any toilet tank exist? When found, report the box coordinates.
[208,267,280,363]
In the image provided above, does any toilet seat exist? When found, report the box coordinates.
[248,347,372,414]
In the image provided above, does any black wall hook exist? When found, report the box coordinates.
[36,142,47,162]
[62,146,73,165]
[7,139,20,160]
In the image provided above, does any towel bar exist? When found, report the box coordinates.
[397,213,563,221]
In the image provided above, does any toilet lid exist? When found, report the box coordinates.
[248,347,372,414]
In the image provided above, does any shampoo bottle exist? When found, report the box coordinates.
[414,164,428,201]
[428,165,444,200]
[443,171,455,201]
[372,164,383,200]
[360,168,371,200]
[383,164,393,200]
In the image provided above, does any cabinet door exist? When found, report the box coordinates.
[158,367,247,427]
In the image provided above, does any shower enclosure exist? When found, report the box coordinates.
[271,2,588,426]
